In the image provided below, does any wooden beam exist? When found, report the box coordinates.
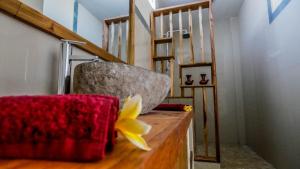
[150,12,156,71]
[188,9,195,64]
[202,88,209,157]
[0,0,123,62]
[209,0,220,162]
[104,15,129,25]
[126,19,129,62]
[199,6,205,62]
[153,0,209,17]
[169,12,173,38]
[160,13,164,38]
[169,11,174,97]
[179,9,184,65]
[102,22,109,51]
[127,0,135,65]
[170,59,174,97]
[118,21,122,59]
[110,22,115,54]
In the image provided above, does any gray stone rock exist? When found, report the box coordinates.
[73,62,170,114]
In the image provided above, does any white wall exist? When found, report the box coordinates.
[239,0,300,168]
[77,3,103,47]
[43,0,74,31]
[20,0,44,12]
[0,13,99,96]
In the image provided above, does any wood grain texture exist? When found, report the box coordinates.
[127,0,135,65]
[102,22,109,51]
[0,0,123,62]
[153,0,209,16]
[104,15,129,25]
[110,22,115,54]
[150,12,156,71]
[202,88,209,157]
[117,21,122,59]
[0,111,192,169]
[188,9,195,64]
[208,0,220,162]
[178,9,184,65]
[199,6,205,62]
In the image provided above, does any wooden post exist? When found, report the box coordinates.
[209,0,220,162]
[126,20,129,63]
[179,9,184,65]
[169,11,174,97]
[199,6,205,63]
[110,22,115,54]
[118,21,122,59]
[202,88,209,157]
[128,0,135,65]
[150,13,157,71]
[102,22,109,51]
[160,13,164,38]
[188,9,195,64]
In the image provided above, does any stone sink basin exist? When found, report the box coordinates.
[73,62,170,114]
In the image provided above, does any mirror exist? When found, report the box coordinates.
[19,0,130,62]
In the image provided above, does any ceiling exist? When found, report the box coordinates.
[157,0,245,19]
[79,0,129,21]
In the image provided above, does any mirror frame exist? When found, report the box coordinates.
[0,0,135,64]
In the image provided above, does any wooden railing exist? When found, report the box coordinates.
[103,15,130,63]
[150,0,220,163]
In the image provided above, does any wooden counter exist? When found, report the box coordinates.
[0,111,192,169]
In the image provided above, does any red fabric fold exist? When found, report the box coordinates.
[0,95,119,162]
[153,103,189,111]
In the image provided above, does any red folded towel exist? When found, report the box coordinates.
[0,95,119,162]
[153,103,190,112]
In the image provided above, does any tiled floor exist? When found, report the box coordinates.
[195,145,276,169]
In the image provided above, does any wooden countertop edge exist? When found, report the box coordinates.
[0,111,193,169]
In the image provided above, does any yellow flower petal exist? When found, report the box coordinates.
[184,105,193,112]
[120,131,151,151]
[119,95,142,120]
[116,118,152,135]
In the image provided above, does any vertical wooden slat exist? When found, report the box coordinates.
[169,11,174,97]
[128,0,135,65]
[209,0,220,162]
[192,88,196,156]
[199,6,205,62]
[110,22,115,54]
[126,20,129,62]
[179,9,184,65]
[160,13,164,38]
[169,11,173,38]
[102,22,109,51]
[188,9,195,64]
[150,12,157,71]
[170,59,174,97]
[202,88,209,157]
[160,13,165,73]
[118,21,122,59]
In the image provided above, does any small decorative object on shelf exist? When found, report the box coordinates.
[185,74,194,85]
[199,74,209,85]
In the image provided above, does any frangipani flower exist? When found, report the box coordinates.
[184,105,193,112]
[115,95,152,151]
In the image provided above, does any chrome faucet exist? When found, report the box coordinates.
[58,40,100,94]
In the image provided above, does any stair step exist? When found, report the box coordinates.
[180,85,215,88]
[154,38,173,44]
[180,62,212,68]
[153,56,175,61]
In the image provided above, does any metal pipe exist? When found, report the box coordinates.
[58,40,99,94]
